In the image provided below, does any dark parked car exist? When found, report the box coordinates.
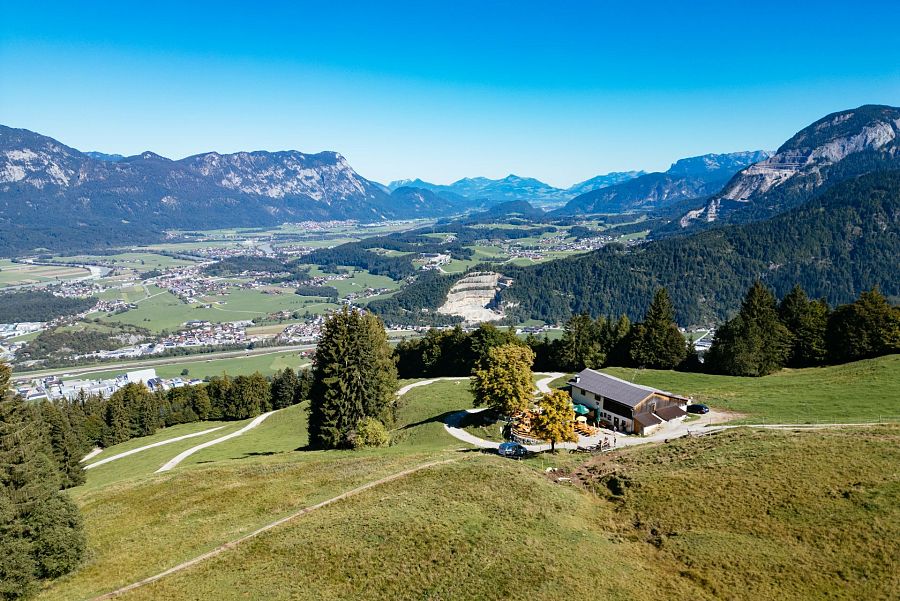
[498,442,529,458]
[687,403,710,414]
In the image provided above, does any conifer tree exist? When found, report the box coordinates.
[706,282,792,376]
[309,308,398,449]
[826,288,900,363]
[0,362,85,598]
[271,368,298,410]
[628,288,688,369]
[101,392,130,447]
[38,402,85,489]
[779,285,830,367]
[559,314,604,371]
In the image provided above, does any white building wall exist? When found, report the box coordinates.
[571,385,634,433]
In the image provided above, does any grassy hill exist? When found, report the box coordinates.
[37,359,900,600]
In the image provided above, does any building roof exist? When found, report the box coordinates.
[569,368,688,408]
[633,412,662,427]
[655,405,687,421]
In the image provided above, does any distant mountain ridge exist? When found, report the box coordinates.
[679,105,900,226]
[387,170,648,205]
[556,150,771,215]
[0,125,482,253]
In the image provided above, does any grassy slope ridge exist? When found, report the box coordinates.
[37,361,900,600]
[601,354,900,423]
[568,427,900,600]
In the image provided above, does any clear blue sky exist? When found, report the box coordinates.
[2,1,898,187]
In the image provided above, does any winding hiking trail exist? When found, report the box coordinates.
[91,459,458,600]
[155,411,276,473]
[84,426,227,470]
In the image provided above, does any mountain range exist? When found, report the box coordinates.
[679,104,900,227]
[555,150,771,215]
[387,171,646,205]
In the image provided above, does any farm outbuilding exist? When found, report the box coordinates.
[568,369,688,435]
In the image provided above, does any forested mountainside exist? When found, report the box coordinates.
[501,169,900,325]
[679,105,900,228]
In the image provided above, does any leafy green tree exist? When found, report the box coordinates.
[351,417,390,449]
[270,368,298,410]
[779,285,830,367]
[532,389,577,452]
[706,282,792,376]
[628,288,687,369]
[826,288,900,363]
[559,314,604,371]
[466,323,522,369]
[471,344,535,416]
[309,308,398,449]
[190,386,212,421]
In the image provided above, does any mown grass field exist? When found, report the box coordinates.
[61,350,311,382]
[602,354,900,424]
[0,259,90,287]
[37,360,900,600]
[98,286,341,332]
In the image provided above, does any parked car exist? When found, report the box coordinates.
[498,442,529,458]
[687,403,710,414]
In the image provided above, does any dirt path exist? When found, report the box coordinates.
[80,447,103,463]
[84,426,227,470]
[91,458,458,600]
[155,412,276,473]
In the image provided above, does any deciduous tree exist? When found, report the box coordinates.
[471,344,535,416]
[532,389,577,452]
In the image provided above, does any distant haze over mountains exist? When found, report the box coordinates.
[556,150,771,215]
[387,171,648,205]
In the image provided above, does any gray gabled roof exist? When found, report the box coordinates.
[569,368,686,408]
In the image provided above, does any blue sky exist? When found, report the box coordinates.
[2,1,898,187]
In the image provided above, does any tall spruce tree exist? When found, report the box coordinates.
[559,314,604,371]
[271,368,299,410]
[826,288,900,363]
[706,282,792,376]
[779,285,830,367]
[37,402,85,489]
[0,362,85,599]
[628,288,688,369]
[308,308,398,449]
[101,392,130,447]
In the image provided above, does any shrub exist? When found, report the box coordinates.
[352,418,390,449]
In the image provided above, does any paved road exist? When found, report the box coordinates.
[83,426,228,470]
[155,411,276,473]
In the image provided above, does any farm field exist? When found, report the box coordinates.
[61,349,311,381]
[53,252,198,270]
[38,364,900,601]
[97,286,340,332]
[0,259,90,287]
